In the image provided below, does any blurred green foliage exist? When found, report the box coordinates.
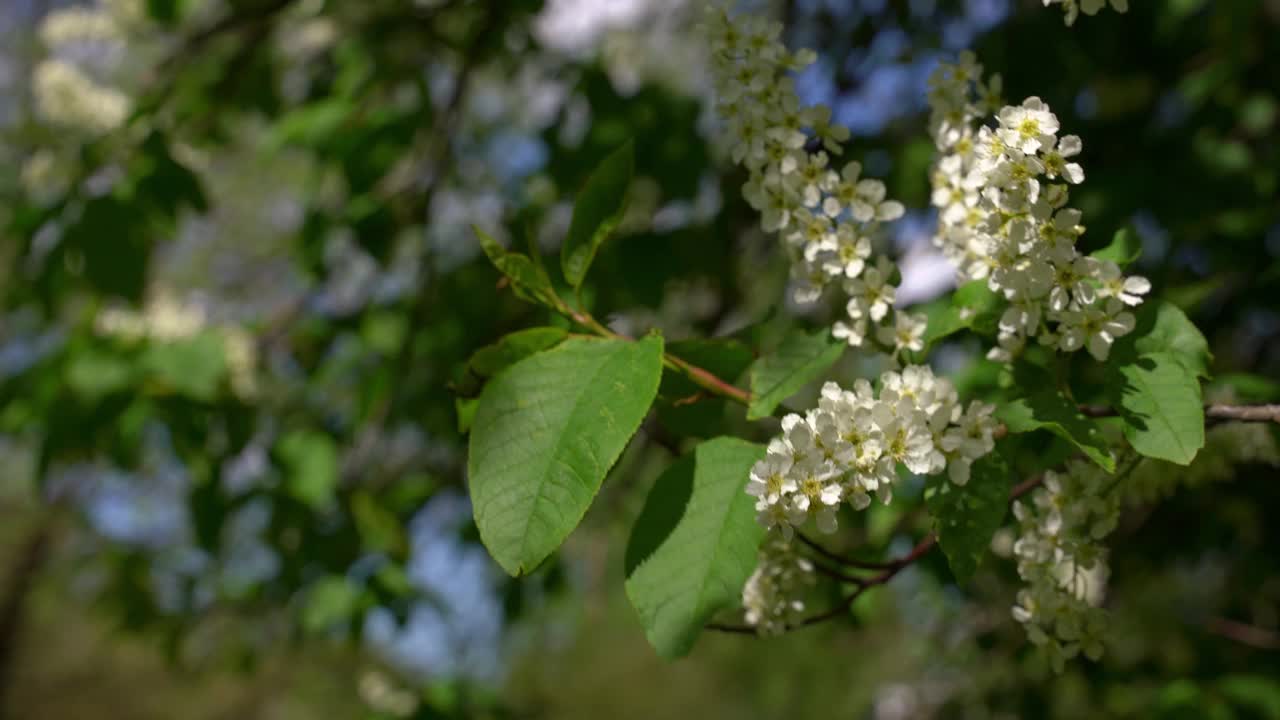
[0,0,1277,718]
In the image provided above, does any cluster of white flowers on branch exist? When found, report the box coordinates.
[1011,461,1120,671]
[32,0,143,135]
[927,54,1151,362]
[702,4,926,358]
[1043,0,1129,26]
[740,537,816,636]
[747,366,998,540]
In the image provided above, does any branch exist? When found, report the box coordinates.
[1206,616,1280,650]
[1078,403,1280,424]
[0,520,55,708]
[709,471,1047,636]
[556,303,754,407]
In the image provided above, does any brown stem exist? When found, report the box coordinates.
[664,354,751,406]
[1206,616,1280,650]
[0,521,55,711]
[1078,403,1280,424]
[709,472,1055,636]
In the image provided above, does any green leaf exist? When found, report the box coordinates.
[351,491,407,555]
[923,280,1004,346]
[302,575,363,633]
[747,328,844,420]
[1113,301,1212,379]
[66,197,151,302]
[66,348,136,398]
[925,452,1012,584]
[469,335,664,576]
[624,437,766,658]
[1091,227,1142,267]
[455,396,479,434]
[561,140,635,288]
[997,390,1115,472]
[277,430,340,510]
[1111,352,1205,465]
[146,0,182,24]
[475,226,558,307]
[1218,675,1280,720]
[143,332,227,402]
[469,327,570,378]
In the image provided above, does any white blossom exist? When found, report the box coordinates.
[1011,462,1120,670]
[745,367,996,537]
[704,3,910,349]
[1043,0,1129,26]
[927,55,1149,364]
[741,538,815,635]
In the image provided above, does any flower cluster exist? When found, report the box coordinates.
[741,537,815,635]
[702,4,925,358]
[1042,0,1129,26]
[927,55,1151,362]
[96,291,260,399]
[747,366,998,538]
[1011,462,1120,671]
[32,0,143,135]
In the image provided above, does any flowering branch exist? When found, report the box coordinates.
[709,469,1047,636]
[559,293,1280,430]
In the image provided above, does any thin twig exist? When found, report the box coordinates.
[1079,403,1280,425]
[708,472,1059,636]
[1207,617,1280,650]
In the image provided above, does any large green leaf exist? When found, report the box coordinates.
[997,389,1115,472]
[747,328,844,420]
[561,140,635,288]
[624,437,766,658]
[1113,301,1212,379]
[1111,352,1205,465]
[925,452,1012,584]
[469,335,664,576]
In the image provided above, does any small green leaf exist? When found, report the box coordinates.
[351,491,407,555]
[997,390,1115,472]
[1111,352,1205,465]
[924,280,1004,346]
[747,328,844,420]
[302,575,363,633]
[277,430,340,509]
[561,140,635,288]
[66,348,136,398]
[455,396,479,434]
[1113,301,1212,379]
[1091,227,1142,267]
[469,335,664,576]
[925,451,1012,584]
[144,332,227,401]
[624,437,766,658]
[475,226,558,307]
[469,327,569,378]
